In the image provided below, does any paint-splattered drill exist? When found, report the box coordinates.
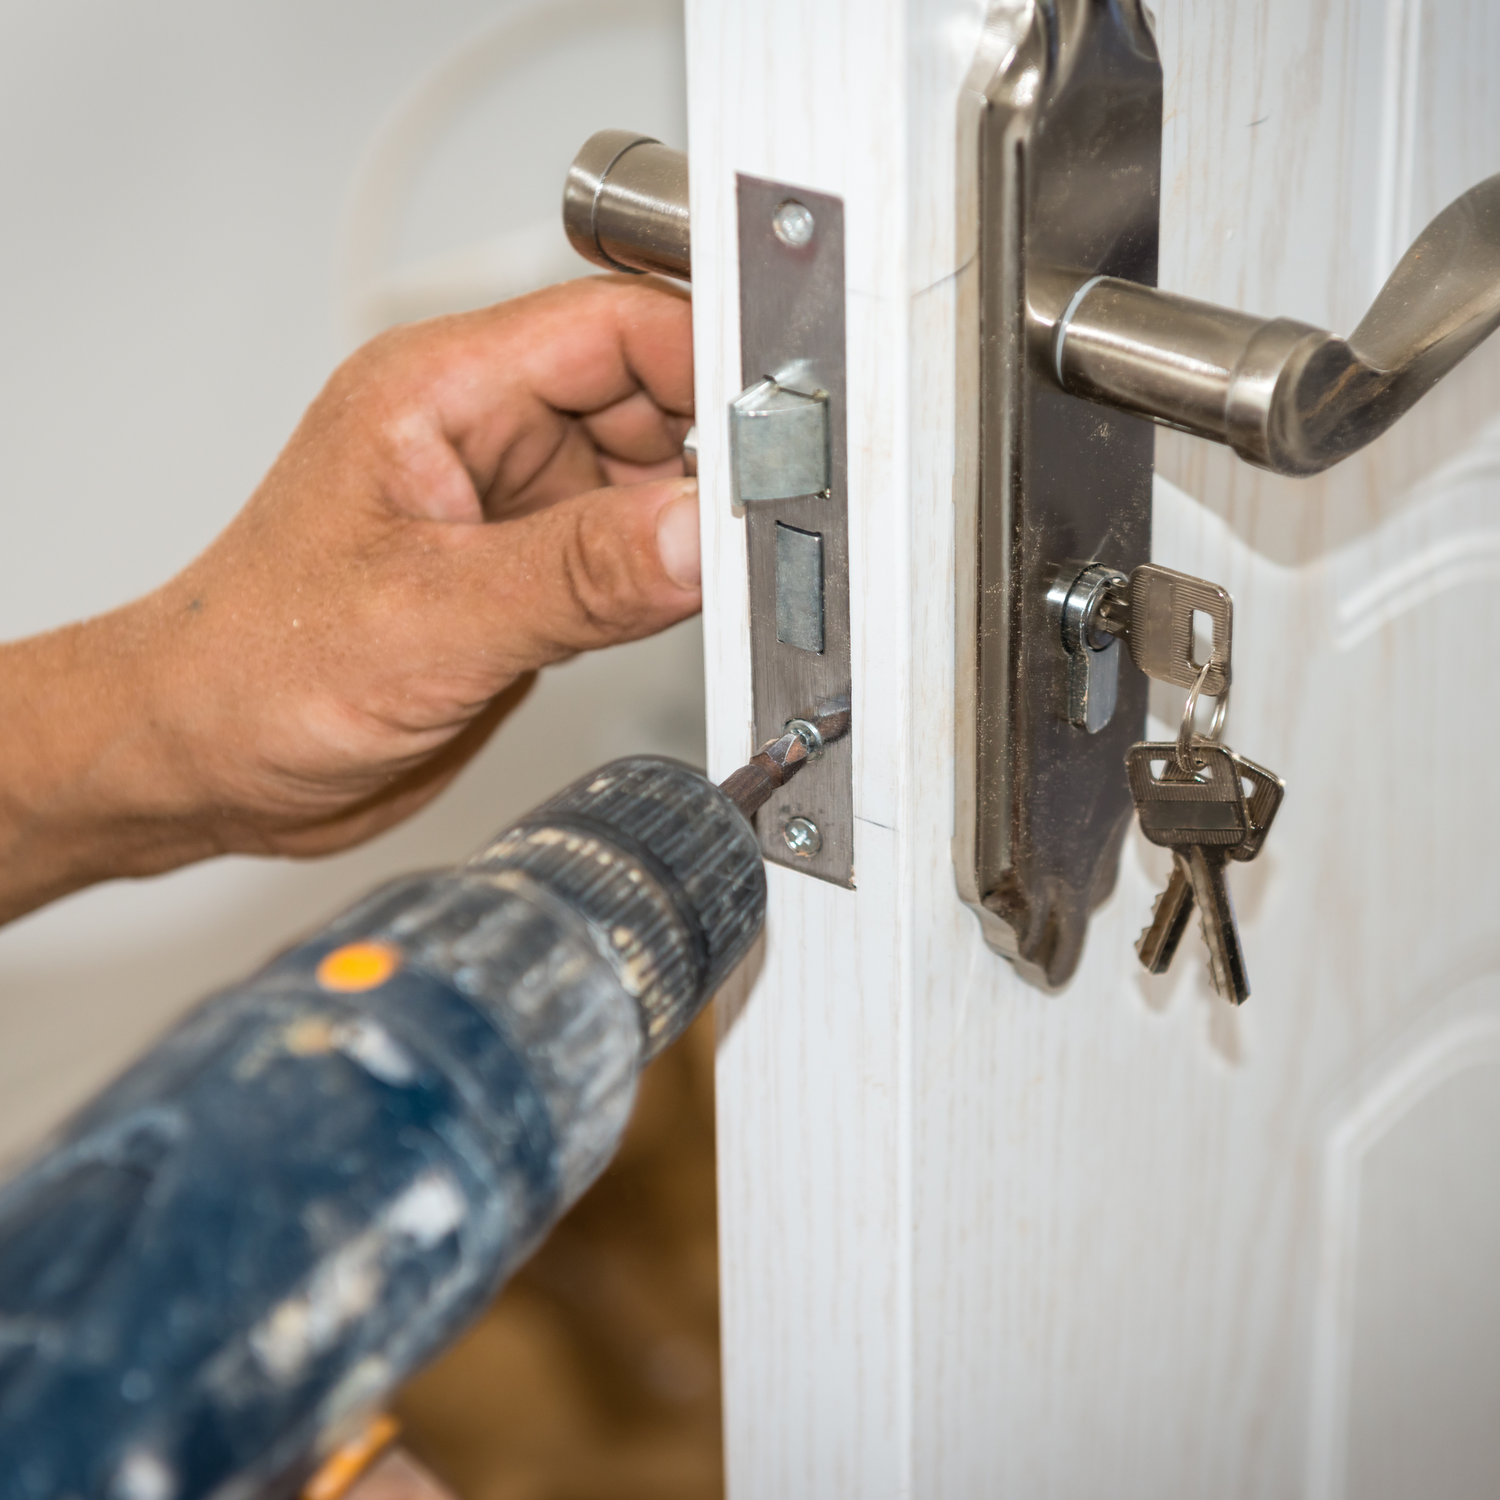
[0,716,843,1500]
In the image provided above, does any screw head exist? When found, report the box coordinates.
[772,199,815,248]
[782,815,822,856]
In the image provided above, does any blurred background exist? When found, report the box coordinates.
[0,3,720,1495]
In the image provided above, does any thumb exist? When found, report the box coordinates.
[453,476,702,673]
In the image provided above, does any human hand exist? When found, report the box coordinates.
[0,276,699,922]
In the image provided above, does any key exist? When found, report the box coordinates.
[1135,747,1230,972]
[1182,844,1250,1004]
[1051,560,1231,736]
[1123,563,1232,695]
[1189,750,1282,1001]
[1136,853,1195,973]
[1097,563,1233,696]
[1135,747,1286,977]
[1126,741,1252,1001]
[1228,752,1285,863]
[1125,741,1249,852]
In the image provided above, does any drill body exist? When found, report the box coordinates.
[0,757,765,1500]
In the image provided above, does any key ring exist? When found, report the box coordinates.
[1176,657,1230,775]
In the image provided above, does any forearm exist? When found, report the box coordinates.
[0,280,698,927]
[0,608,213,923]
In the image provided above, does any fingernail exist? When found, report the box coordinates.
[656,484,701,589]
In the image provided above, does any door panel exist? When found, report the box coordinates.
[1314,977,1500,1500]
[694,0,1500,1495]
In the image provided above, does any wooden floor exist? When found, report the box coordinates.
[396,1012,723,1500]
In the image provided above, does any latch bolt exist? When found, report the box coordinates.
[729,377,830,507]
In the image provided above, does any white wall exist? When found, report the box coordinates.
[0,0,695,1163]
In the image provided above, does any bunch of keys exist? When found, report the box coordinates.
[1126,732,1284,1004]
[1095,564,1286,1004]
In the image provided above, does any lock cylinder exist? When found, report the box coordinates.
[563,130,690,280]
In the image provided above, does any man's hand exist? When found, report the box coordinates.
[0,276,699,923]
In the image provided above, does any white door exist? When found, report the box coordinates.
[689,1,1500,1495]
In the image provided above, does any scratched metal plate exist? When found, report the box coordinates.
[737,175,852,887]
[954,0,1161,985]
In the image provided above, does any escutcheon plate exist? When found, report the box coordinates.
[954,0,1162,985]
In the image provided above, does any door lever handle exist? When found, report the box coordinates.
[1040,173,1500,476]
[563,130,689,280]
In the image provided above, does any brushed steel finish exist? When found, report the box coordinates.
[1134,745,1282,979]
[774,522,825,654]
[563,130,690,279]
[1229,753,1286,865]
[737,175,852,886]
[560,139,851,883]
[1125,740,1283,1004]
[1120,563,1232,697]
[729,377,831,505]
[956,0,1161,986]
[1136,854,1194,975]
[1051,562,1129,734]
[1048,173,1500,475]
[1184,845,1250,1005]
[1125,741,1249,850]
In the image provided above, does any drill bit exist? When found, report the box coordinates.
[718,701,850,819]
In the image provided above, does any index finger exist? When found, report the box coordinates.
[381,275,693,508]
[509,274,694,419]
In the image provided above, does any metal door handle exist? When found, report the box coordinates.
[1041,174,1500,476]
[563,130,689,280]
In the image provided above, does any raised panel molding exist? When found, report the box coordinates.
[1326,418,1500,651]
[1308,980,1500,1500]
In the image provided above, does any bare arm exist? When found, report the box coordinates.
[0,276,700,923]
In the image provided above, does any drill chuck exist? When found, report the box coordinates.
[0,757,763,1500]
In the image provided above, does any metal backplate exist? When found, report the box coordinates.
[955,1,1162,985]
[738,175,853,886]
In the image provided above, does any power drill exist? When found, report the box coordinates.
[0,714,839,1500]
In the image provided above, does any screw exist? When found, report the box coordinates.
[772,199,815,248]
[784,717,825,760]
[782,815,822,856]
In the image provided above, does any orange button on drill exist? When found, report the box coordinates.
[316,943,401,993]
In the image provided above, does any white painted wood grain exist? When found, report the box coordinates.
[695,2,1500,1495]
[1307,980,1500,1500]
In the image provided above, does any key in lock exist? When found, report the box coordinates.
[1051,560,1234,732]
[1093,563,1233,696]
[1049,563,1129,734]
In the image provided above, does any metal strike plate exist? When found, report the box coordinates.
[954,1,1161,986]
[738,175,852,886]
